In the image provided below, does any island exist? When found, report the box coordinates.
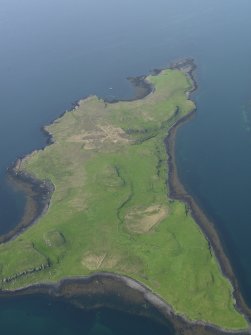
[0,61,248,332]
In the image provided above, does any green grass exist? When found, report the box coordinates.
[0,69,247,330]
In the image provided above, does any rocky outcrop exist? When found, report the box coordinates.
[2,263,50,284]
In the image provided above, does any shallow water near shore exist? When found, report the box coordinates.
[1,0,251,333]
[0,295,173,335]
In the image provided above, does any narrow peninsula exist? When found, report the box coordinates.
[0,62,248,331]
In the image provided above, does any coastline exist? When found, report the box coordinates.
[1,58,250,334]
[0,272,248,335]
[165,61,251,327]
[1,69,155,244]
[1,164,54,244]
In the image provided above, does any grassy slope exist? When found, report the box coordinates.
[0,69,247,329]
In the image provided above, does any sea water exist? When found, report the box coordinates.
[1,0,251,332]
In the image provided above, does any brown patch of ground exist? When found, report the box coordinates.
[125,205,168,234]
[101,255,121,269]
[67,124,129,150]
[81,252,107,270]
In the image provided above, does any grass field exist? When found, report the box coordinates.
[0,68,248,329]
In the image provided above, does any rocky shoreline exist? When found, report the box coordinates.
[1,62,156,244]
[165,60,251,330]
[2,164,54,244]
[0,272,248,335]
[1,58,250,334]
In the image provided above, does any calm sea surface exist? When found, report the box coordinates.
[0,295,173,335]
[1,0,251,333]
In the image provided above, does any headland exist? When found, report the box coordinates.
[0,59,249,333]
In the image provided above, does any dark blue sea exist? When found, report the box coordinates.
[1,0,251,333]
